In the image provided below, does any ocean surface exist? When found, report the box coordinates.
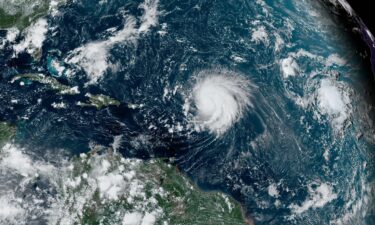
[1,0,375,224]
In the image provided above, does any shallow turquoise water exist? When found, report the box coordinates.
[1,0,375,224]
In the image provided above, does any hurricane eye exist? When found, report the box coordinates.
[186,69,253,136]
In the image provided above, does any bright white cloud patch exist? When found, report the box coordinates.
[0,144,60,224]
[279,49,352,132]
[123,212,143,225]
[122,212,157,225]
[66,40,112,84]
[0,195,24,224]
[0,143,55,177]
[317,79,351,131]
[13,18,48,56]
[290,182,337,214]
[268,183,279,198]
[366,29,375,42]
[139,0,160,33]
[274,33,284,52]
[66,0,160,84]
[326,54,346,67]
[6,28,19,43]
[280,56,299,78]
[0,143,165,225]
[336,0,354,16]
[251,26,269,44]
[185,69,253,135]
[49,0,67,16]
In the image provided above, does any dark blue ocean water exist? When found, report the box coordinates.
[1,0,375,224]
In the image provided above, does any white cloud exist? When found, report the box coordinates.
[123,212,143,225]
[274,33,284,52]
[0,195,24,223]
[280,56,299,78]
[326,54,346,67]
[268,183,279,198]
[0,143,55,177]
[66,0,160,85]
[290,182,337,214]
[317,79,351,131]
[251,26,269,44]
[13,18,48,56]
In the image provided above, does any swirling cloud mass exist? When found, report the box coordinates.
[188,69,253,136]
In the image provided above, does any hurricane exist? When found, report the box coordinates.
[2,0,375,224]
[186,69,253,136]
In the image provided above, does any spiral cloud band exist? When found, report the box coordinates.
[187,69,253,136]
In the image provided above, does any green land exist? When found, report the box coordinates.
[0,0,53,29]
[61,147,250,225]
[12,73,121,109]
[0,121,16,147]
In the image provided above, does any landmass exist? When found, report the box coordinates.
[12,73,121,109]
[0,122,15,147]
[56,146,250,225]
[0,0,63,29]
